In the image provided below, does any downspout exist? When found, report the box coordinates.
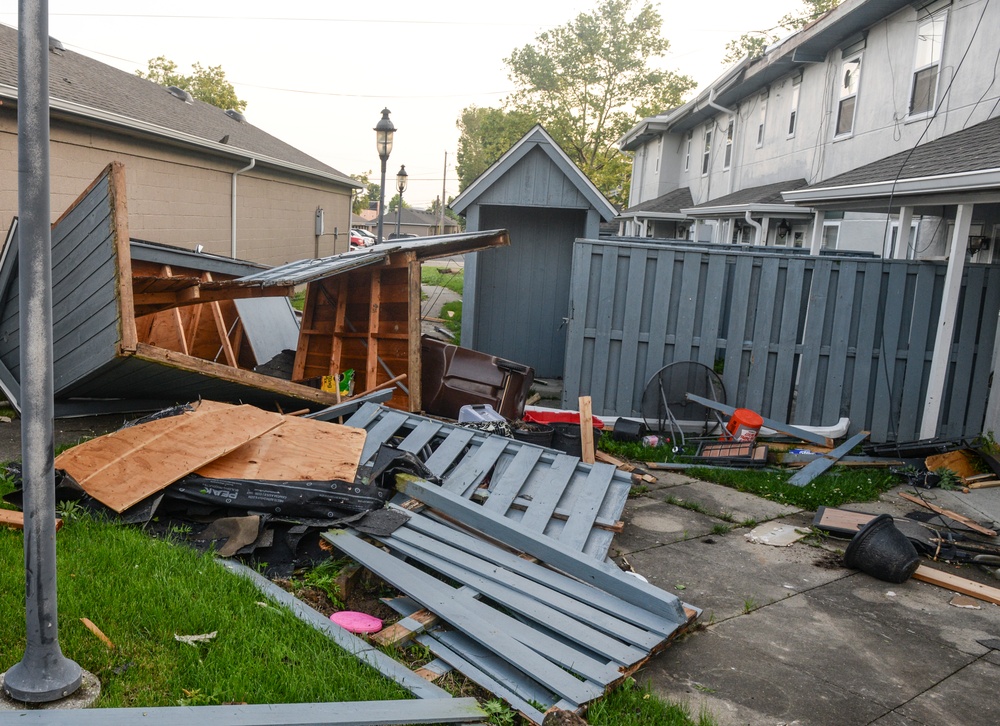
[745,211,762,246]
[231,157,256,258]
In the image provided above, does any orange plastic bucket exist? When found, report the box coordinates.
[726,408,763,442]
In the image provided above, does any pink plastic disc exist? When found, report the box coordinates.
[329,610,383,634]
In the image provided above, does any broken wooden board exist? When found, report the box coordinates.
[898,491,997,537]
[787,431,870,487]
[813,506,877,536]
[912,564,1000,606]
[925,449,981,480]
[195,415,366,481]
[0,509,63,531]
[578,396,595,465]
[55,401,285,512]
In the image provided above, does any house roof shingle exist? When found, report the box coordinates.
[622,187,693,215]
[0,24,355,187]
[688,179,808,209]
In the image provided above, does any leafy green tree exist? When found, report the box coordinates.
[456,0,695,206]
[137,56,247,112]
[350,171,380,215]
[723,0,840,64]
[387,194,412,213]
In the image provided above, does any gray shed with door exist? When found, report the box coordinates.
[452,126,617,378]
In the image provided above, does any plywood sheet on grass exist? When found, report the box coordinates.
[55,401,284,512]
[195,415,367,481]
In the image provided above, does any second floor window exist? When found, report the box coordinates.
[702,126,712,175]
[684,130,693,172]
[910,6,947,117]
[756,96,767,147]
[654,137,662,174]
[788,76,801,137]
[835,54,862,137]
[724,119,734,169]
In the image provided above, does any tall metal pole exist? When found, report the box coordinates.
[395,189,403,237]
[439,151,447,234]
[2,0,83,703]
[376,155,388,244]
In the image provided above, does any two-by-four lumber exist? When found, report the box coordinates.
[898,491,997,536]
[685,392,834,448]
[912,564,1000,605]
[395,475,689,625]
[578,396,596,464]
[370,609,439,647]
[1,509,63,531]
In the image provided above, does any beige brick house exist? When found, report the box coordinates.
[0,24,359,265]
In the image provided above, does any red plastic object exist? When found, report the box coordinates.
[725,408,763,442]
[329,611,383,634]
[524,410,604,429]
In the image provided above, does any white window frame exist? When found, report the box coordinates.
[756,95,767,148]
[908,3,948,119]
[723,118,734,170]
[822,221,841,249]
[683,130,692,172]
[787,76,801,138]
[835,53,863,139]
[885,220,919,259]
[653,137,662,174]
[702,125,713,176]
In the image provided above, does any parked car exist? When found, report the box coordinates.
[351,228,376,247]
[388,232,419,240]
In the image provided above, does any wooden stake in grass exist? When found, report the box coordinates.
[81,617,115,649]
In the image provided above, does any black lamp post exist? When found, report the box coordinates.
[394,165,408,238]
[374,108,395,244]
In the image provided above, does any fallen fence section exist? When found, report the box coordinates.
[322,480,698,724]
[0,697,485,725]
[564,239,1000,442]
[342,402,633,561]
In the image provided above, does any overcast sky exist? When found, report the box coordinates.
[0,0,799,208]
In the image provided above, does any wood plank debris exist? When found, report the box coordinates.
[80,617,115,649]
[55,401,285,512]
[812,506,877,536]
[912,564,1000,606]
[1,509,62,531]
[897,491,997,536]
[578,396,595,464]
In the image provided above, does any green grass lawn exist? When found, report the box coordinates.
[421,266,464,295]
[0,506,410,708]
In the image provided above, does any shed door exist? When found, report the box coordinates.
[474,205,586,377]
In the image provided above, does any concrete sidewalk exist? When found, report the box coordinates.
[619,473,1000,725]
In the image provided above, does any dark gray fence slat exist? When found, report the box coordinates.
[343,401,384,430]
[695,253,728,373]
[771,258,806,419]
[443,435,512,497]
[745,257,781,413]
[671,252,702,364]
[945,267,986,437]
[870,264,909,441]
[848,261,884,435]
[821,261,857,422]
[557,464,617,551]
[721,255,755,402]
[965,268,1000,436]
[423,428,476,478]
[897,265,939,440]
[562,241,594,403]
[484,446,544,514]
[643,249,677,377]
[794,260,832,423]
[588,250,621,409]
[616,247,648,414]
[359,409,410,462]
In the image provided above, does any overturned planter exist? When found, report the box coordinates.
[844,513,921,583]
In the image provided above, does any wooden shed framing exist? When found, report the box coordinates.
[0,163,508,414]
[451,126,617,378]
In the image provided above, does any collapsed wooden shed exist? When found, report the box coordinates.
[0,163,508,414]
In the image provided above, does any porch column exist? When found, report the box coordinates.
[894,206,913,259]
[758,217,770,246]
[809,211,826,255]
[920,203,973,439]
[692,219,701,243]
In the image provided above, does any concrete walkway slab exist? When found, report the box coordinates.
[889,657,1000,724]
[655,480,802,524]
[626,530,850,622]
[609,496,722,557]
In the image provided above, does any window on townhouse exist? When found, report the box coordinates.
[835,54,862,137]
[788,76,801,137]
[702,126,712,175]
[723,119,734,169]
[909,4,948,117]
[822,222,841,249]
[756,95,767,147]
[654,137,662,174]
[684,130,693,172]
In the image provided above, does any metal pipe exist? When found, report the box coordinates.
[231,157,255,258]
[376,156,388,243]
[744,211,762,246]
[2,0,83,702]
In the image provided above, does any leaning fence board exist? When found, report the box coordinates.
[786,431,870,487]
[397,419,445,454]
[397,475,689,624]
[358,409,409,462]
[517,454,580,531]
[558,463,617,550]
[323,529,604,705]
[56,402,284,512]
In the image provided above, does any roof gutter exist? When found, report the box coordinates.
[232,158,255,259]
[0,83,361,190]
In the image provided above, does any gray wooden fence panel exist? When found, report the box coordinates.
[565,240,1000,443]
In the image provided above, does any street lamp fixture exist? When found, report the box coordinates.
[374,108,395,244]
[395,165,408,238]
